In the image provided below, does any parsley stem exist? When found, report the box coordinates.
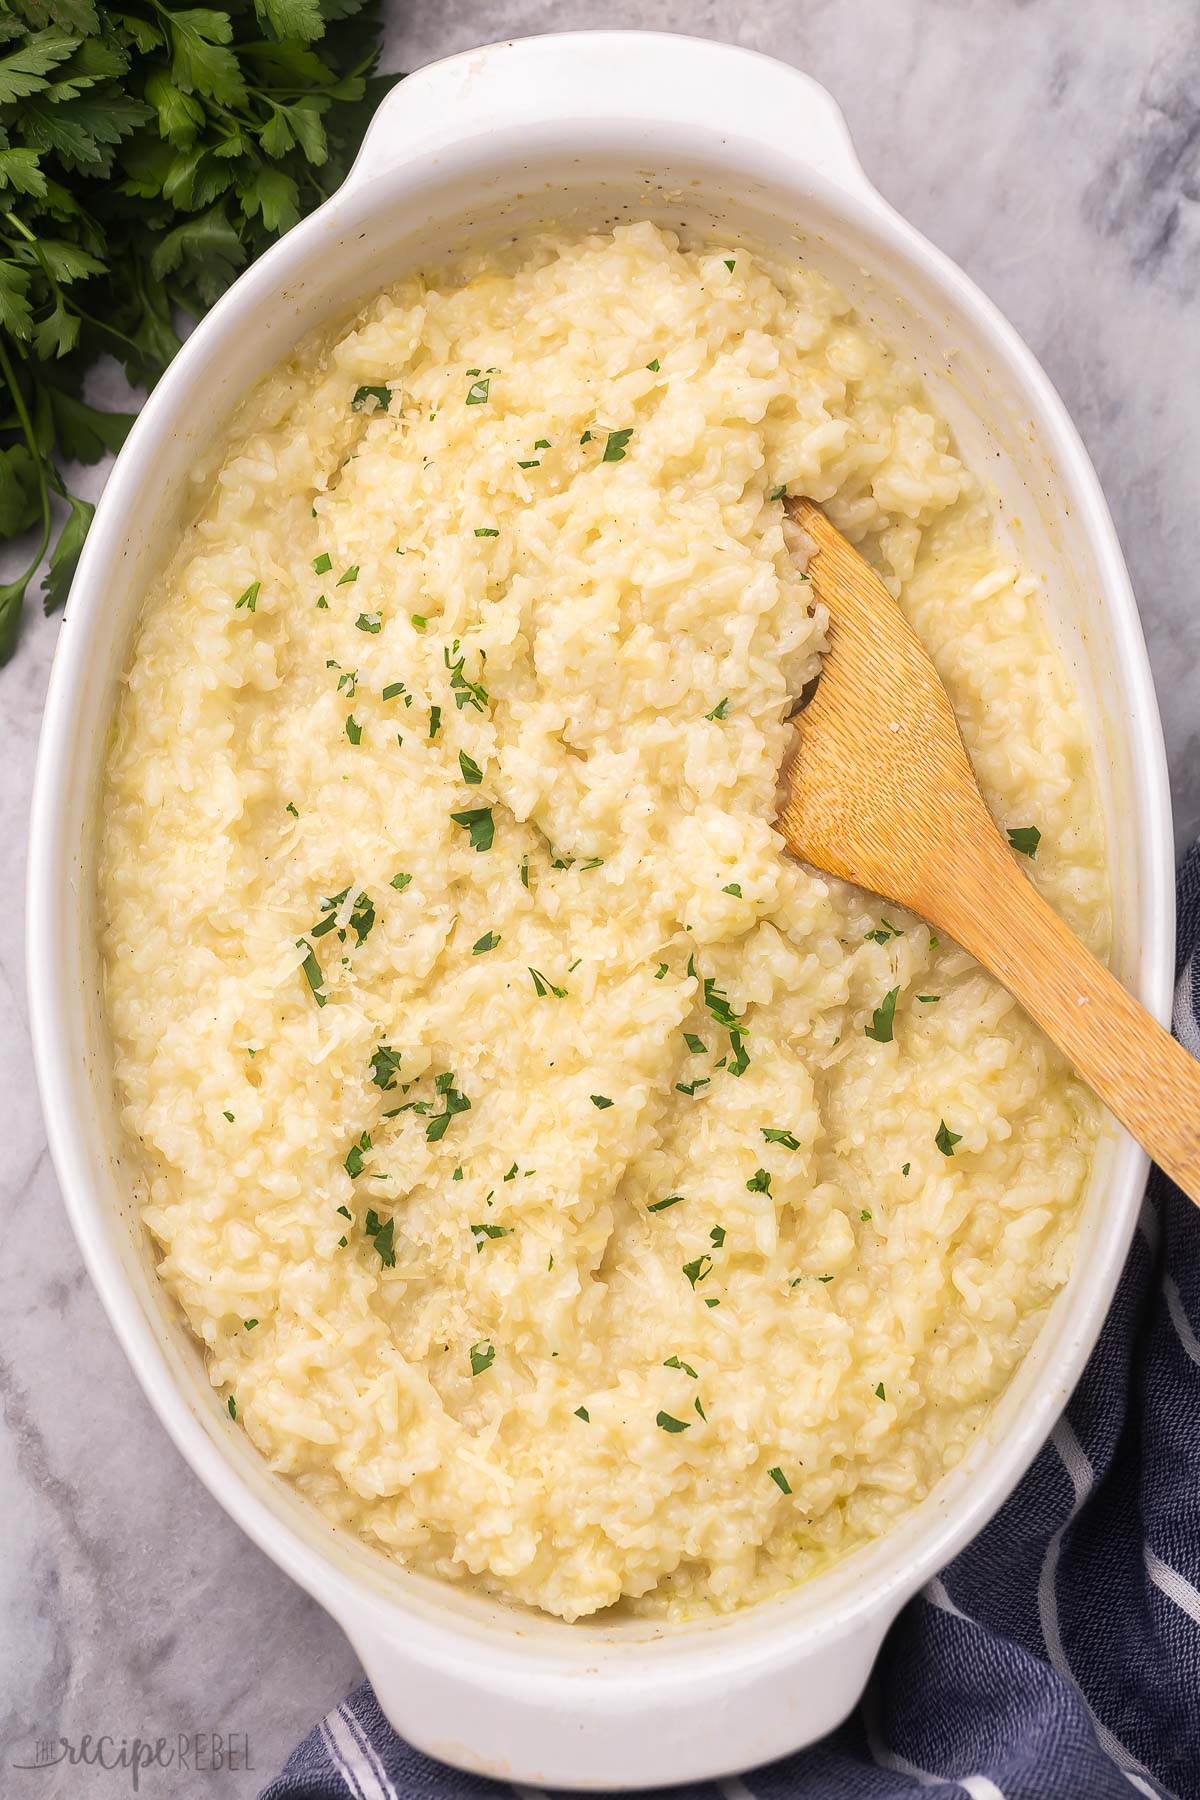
[0,336,52,614]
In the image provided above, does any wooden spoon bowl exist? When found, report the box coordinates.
[779,496,1200,1201]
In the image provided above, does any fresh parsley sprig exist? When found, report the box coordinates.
[0,0,399,660]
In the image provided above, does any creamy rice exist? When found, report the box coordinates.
[99,222,1107,1622]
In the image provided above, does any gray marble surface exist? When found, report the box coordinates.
[2,3,1198,1794]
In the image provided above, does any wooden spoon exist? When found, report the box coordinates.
[778,496,1200,1201]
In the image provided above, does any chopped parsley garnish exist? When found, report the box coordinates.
[705,698,731,720]
[313,553,332,575]
[875,1382,886,1400]
[664,1356,698,1377]
[345,715,362,745]
[466,378,490,405]
[724,258,736,271]
[768,1466,792,1494]
[382,681,406,701]
[929,934,939,949]
[453,1167,463,1181]
[391,872,412,891]
[534,438,552,450]
[591,1095,614,1109]
[655,963,668,979]
[474,527,499,538]
[694,1396,707,1421]
[675,1078,710,1095]
[646,358,660,371]
[337,1206,352,1220]
[602,428,633,462]
[243,1320,258,1331]
[648,1195,683,1213]
[427,1076,471,1142]
[472,931,500,954]
[684,1033,707,1055]
[746,1168,772,1195]
[471,1222,511,1249]
[223,1110,234,1122]
[902,1162,911,1176]
[470,1340,495,1376]
[918,994,941,1004]
[865,919,902,945]
[935,1120,962,1156]
[722,883,743,898]
[286,802,299,818]
[411,613,428,631]
[656,1411,690,1433]
[445,646,489,713]
[574,1406,590,1421]
[519,856,530,889]
[459,750,484,786]
[355,612,382,634]
[518,459,540,469]
[364,1209,396,1268]
[316,595,329,609]
[710,1226,726,1248]
[227,1396,236,1419]
[336,565,359,586]
[580,429,593,443]
[703,978,741,1030]
[861,1209,872,1221]
[337,669,358,698]
[452,807,495,852]
[762,1127,800,1149]
[344,1131,371,1179]
[529,967,567,998]
[296,939,327,1006]
[352,384,392,411]
[683,1255,713,1288]
[768,484,787,501]
[370,1045,402,1090]
[865,986,899,1044]
[728,1030,750,1078]
[235,580,259,613]
[1007,825,1042,857]
[429,705,442,738]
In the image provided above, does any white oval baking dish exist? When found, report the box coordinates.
[27,31,1174,1790]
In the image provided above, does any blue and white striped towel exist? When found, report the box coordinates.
[262,842,1200,1800]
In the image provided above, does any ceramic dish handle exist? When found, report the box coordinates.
[347,31,874,200]
[340,1609,893,1787]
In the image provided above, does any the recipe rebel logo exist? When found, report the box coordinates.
[11,1730,254,1790]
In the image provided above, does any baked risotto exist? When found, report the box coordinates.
[99,222,1107,1621]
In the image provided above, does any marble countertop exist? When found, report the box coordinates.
[2,3,1197,1794]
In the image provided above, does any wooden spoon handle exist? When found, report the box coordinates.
[934,834,1200,1200]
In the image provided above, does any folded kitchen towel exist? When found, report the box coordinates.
[261,842,1200,1800]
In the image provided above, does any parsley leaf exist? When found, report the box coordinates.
[451,806,494,852]
[656,1410,690,1433]
[602,427,633,462]
[1007,825,1042,857]
[935,1120,962,1156]
[351,384,391,412]
[469,1340,494,1376]
[865,986,899,1043]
